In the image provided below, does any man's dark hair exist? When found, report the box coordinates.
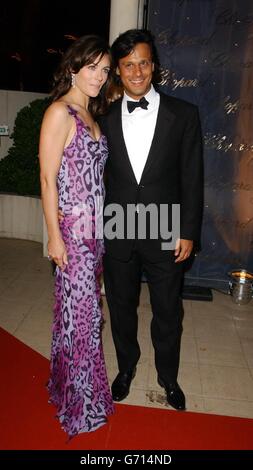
[111,29,161,85]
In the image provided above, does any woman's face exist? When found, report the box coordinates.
[74,53,110,97]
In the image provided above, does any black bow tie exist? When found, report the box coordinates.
[127,96,149,113]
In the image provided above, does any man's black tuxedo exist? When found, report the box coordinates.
[100,91,203,262]
[99,91,203,383]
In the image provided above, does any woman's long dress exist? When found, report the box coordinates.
[47,105,114,438]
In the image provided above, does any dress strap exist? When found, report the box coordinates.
[66,105,84,134]
[66,104,78,118]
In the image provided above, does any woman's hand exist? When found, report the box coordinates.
[48,237,68,271]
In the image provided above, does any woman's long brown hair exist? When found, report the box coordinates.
[51,35,112,116]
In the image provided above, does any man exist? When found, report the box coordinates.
[101,29,203,411]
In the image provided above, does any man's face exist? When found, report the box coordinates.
[116,42,154,100]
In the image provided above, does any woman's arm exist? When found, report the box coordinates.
[39,102,73,270]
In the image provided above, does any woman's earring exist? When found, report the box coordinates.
[71,73,76,88]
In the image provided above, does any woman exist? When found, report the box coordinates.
[39,35,114,438]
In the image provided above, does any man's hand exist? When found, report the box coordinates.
[174,239,193,263]
[58,209,64,223]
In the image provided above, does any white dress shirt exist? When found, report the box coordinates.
[122,85,160,184]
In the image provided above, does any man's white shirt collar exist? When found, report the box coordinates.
[122,84,159,114]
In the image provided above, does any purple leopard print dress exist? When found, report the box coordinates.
[47,105,114,438]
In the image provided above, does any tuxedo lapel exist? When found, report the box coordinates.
[110,99,138,184]
[140,93,175,182]
[109,93,175,185]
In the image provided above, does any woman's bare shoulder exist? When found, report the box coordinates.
[45,100,70,117]
[42,100,72,129]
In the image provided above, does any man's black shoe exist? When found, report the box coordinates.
[158,377,186,410]
[111,368,136,401]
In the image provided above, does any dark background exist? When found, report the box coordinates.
[0,0,111,93]
[148,0,253,288]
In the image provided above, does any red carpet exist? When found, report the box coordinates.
[0,327,252,450]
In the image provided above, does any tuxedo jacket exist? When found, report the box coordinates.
[99,91,203,262]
